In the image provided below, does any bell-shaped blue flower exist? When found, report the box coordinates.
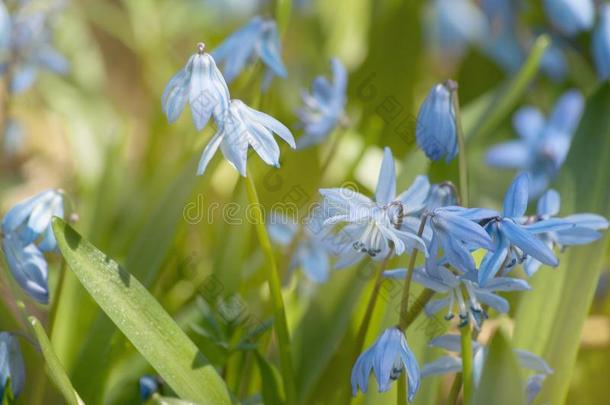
[543,0,594,37]
[320,148,428,268]
[197,99,295,176]
[162,43,230,131]
[351,327,420,402]
[416,81,459,163]
[593,4,610,80]
[296,58,347,148]
[212,16,287,87]
[1,189,65,304]
[0,332,25,399]
[139,375,161,401]
[486,90,584,197]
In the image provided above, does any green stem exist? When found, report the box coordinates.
[353,251,392,357]
[397,372,407,405]
[244,173,296,405]
[447,80,469,207]
[275,0,292,36]
[460,325,473,405]
[448,373,463,405]
[319,124,348,175]
[48,260,67,336]
[402,288,435,330]
[398,216,428,330]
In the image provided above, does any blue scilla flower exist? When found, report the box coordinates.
[296,58,348,149]
[0,332,25,399]
[320,148,428,267]
[422,334,552,403]
[385,264,529,329]
[212,16,286,87]
[267,210,333,283]
[593,4,610,80]
[423,0,487,60]
[162,43,230,131]
[486,90,584,197]
[416,81,459,163]
[477,173,572,285]
[479,0,525,73]
[523,189,608,276]
[1,189,64,304]
[139,375,161,401]
[543,0,594,37]
[351,327,420,401]
[422,182,458,211]
[197,99,295,176]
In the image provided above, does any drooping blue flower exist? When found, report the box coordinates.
[296,58,348,149]
[267,209,334,283]
[423,0,487,60]
[0,332,25,399]
[416,81,459,163]
[385,263,529,329]
[593,4,610,81]
[197,99,295,176]
[543,0,594,37]
[139,375,161,401]
[477,173,572,285]
[422,334,552,403]
[212,16,286,88]
[486,90,584,196]
[162,43,230,131]
[320,148,428,268]
[351,327,420,401]
[523,189,608,276]
[1,189,65,304]
[422,182,458,211]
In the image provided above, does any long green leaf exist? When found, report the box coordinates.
[473,331,524,405]
[513,83,610,404]
[52,218,230,404]
[28,316,84,405]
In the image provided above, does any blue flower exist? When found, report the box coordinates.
[593,4,610,80]
[197,99,295,176]
[385,264,529,329]
[139,375,161,401]
[267,209,333,283]
[477,173,572,285]
[423,0,487,60]
[351,327,420,402]
[543,0,594,37]
[296,58,347,148]
[416,81,459,163]
[0,332,25,399]
[320,148,427,267]
[422,182,458,211]
[162,43,230,131]
[1,189,65,304]
[422,334,552,403]
[212,16,286,87]
[486,90,584,196]
[523,189,608,276]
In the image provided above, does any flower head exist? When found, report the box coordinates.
[197,99,295,176]
[351,327,420,402]
[320,148,427,268]
[478,0,524,73]
[139,375,161,401]
[593,4,610,80]
[416,81,459,163]
[162,43,230,131]
[0,332,25,399]
[212,16,286,88]
[296,58,347,148]
[486,90,584,197]
[543,0,594,37]
[1,189,65,303]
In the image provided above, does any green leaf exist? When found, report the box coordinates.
[513,82,610,404]
[254,350,284,405]
[52,218,231,404]
[28,316,84,405]
[473,331,525,405]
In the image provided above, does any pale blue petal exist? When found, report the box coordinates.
[425,296,451,316]
[0,332,25,397]
[593,5,610,80]
[474,289,509,313]
[524,218,574,234]
[428,334,462,352]
[238,101,295,148]
[486,141,531,169]
[397,175,430,211]
[267,216,297,246]
[189,54,230,131]
[514,350,554,374]
[416,82,458,163]
[297,243,329,283]
[2,237,49,304]
[421,356,462,377]
[197,132,224,176]
[500,220,558,266]
[478,231,509,286]
[537,189,560,216]
[563,213,609,230]
[543,0,594,36]
[400,337,420,402]
[485,277,531,292]
[259,21,287,77]
[351,346,375,395]
[503,172,529,218]
[375,148,396,204]
[526,374,546,404]
[162,56,193,123]
[555,227,602,245]
[512,107,545,142]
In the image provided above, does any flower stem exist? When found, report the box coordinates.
[397,372,407,405]
[353,251,392,357]
[398,215,428,330]
[448,373,463,405]
[448,81,469,207]
[460,324,474,405]
[402,288,435,329]
[48,259,67,336]
[275,0,292,36]
[244,174,297,405]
